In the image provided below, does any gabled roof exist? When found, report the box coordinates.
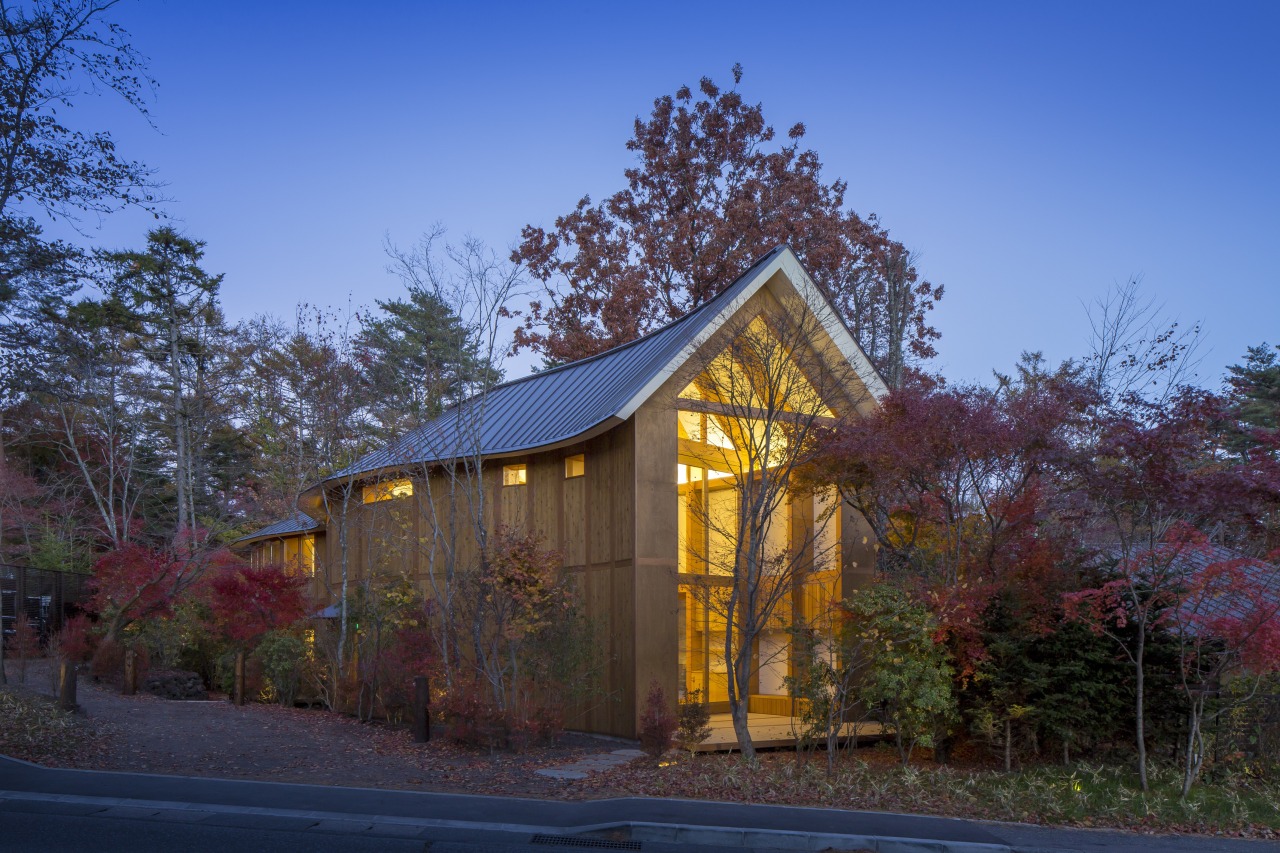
[324,246,887,483]
[234,512,321,545]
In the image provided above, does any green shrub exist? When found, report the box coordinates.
[255,631,308,707]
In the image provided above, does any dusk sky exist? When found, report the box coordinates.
[68,1,1279,387]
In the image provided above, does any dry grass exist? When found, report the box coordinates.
[0,688,101,764]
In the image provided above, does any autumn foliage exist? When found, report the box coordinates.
[203,562,309,648]
[88,533,244,641]
[512,65,941,384]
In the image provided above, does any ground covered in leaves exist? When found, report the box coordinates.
[573,747,1280,840]
[2,660,602,796]
[5,659,1279,841]
[0,687,104,765]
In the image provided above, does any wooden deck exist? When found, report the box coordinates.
[698,712,884,752]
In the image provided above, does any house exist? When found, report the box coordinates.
[252,246,887,739]
[235,512,324,579]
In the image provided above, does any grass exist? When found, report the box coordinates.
[0,688,99,764]
[578,749,1280,838]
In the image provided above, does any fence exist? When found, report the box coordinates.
[0,564,89,645]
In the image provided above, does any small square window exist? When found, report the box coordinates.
[564,454,585,479]
[503,464,527,486]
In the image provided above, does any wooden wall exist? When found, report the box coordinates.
[632,401,679,736]
[314,420,641,739]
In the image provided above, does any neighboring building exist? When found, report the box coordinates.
[276,246,885,739]
[234,512,325,584]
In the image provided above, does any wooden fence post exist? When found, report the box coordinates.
[57,662,77,711]
[233,649,246,706]
[123,647,137,695]
[412,675,430,743]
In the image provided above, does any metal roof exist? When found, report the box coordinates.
[235,512,322,544]
[324,245,885,483]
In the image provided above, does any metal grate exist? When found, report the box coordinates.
[529,834,641,850]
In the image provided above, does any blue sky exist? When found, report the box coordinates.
[65,0,1280,386]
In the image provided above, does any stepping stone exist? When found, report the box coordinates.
[534,768,589,780]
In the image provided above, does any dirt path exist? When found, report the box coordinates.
[11,660,618,797]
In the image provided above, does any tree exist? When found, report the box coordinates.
[1224,343,1280,463]
[37,295,156,547]
[104,228,225,540]
[511,65,940,382]
[384,229,524,689]
[357,254,502,440]
[0,0,156,232]
[89,534,234,643]
[1083,277,1203,407]
[1065,390,1280,791]
[203,560,308,706]
[810,359,1096,686]
[1160,528,1280,797]
[451,530,594,736]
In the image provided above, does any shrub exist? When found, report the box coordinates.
[49,614,95,665]
[440,681,513,751]
[254,631,308,707]
[676,688,713,758]
[638,680,677,761]
[841,584,957,764]
[90,637,125,682]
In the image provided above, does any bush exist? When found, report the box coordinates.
[638,680,676,760]
[89,637,149,690]
[254,631,308,707]
[49,614,95,664]
[676,688,712,757]
[841,585,957,764]
[439,679,564,752]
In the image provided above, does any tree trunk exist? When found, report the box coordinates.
[1134,629,1149,792]
[168,298,189,540]
[1004,717,1012,772]
[1181,698,1206,799]
[726,620,756,762]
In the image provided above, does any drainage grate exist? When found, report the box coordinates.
[529,834,642,850]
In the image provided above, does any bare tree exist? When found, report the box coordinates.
[677,286,870,760]
[384,227,525,689]
[1084,276,1204,407]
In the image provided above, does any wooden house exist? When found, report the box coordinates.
[254,246,886,739]
[235,512,325,581]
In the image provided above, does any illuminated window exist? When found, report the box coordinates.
[503,464,527,486]
[564,454,585,479]
[362,478,413,504]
